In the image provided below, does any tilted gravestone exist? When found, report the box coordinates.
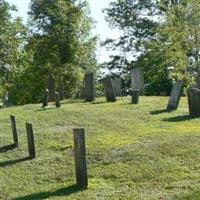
[46,75,55,102]
[102,77,116,102]
[131,67,144,95]
[42,88,49,108]
[167,81,183,111]
[84,73,95,102]
[112,78,122,96]
[187,88,200,117]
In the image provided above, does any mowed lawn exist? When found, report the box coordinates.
[0,96,200,200]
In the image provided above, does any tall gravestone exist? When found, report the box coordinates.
[112,78,122,96]
[47,75,55,102]
[187,88,200,117]
[84,73,95,102]
[167,81,183,111]
[131,68,144,95]
[42,88,49,108]
[102,77,116,102]
[59,80,65,100]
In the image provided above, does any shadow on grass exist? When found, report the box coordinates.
[0,144,16,153]
[175,190,200,200]
[150,109,170,115]
[162,115,194,122]
[0,157,30,167]
[13,184,81,200]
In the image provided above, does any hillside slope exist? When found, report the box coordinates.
[0,97,200,200]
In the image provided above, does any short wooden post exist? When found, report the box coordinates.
[131,89,140,104]
[10,115,19,147]
[73,128,88,189]
[26,123,36,159]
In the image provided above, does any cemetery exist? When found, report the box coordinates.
[1,0,200,199]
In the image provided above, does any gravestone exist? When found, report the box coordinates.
[112,78,122,96]
[59,80,65,100]
[10,115,18,147]
[47,75,55,102]
[84,73,95,102]
[187,87,200,117]
[42,88,49,108]
[131,67,144,95]
[102,77,116,102]
[55,92,61,108]
[131,89,140,104]
[167,81,183,111]
[26,123,36,159]
[73,128,88,189]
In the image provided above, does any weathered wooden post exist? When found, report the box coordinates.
[10,115,19,147]
[42,88,49,108]
[55,92,61,108]
[131,89,140,104]
[73,128,88,189]
[26,123,36,159]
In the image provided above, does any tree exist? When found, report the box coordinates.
[104,0,200,94]
[27,0,97,98]
[0,0,26,101]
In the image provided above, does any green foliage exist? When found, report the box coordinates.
[104,0,200,94]
[0,0,27,99]
[1,97,200,199]
[26,0,97,98]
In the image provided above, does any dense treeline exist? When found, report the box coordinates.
[0,0,97,105]
[104,0,200,95]
[1,0,200,105]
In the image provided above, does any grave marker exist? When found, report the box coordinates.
[131,68,144,95]
[73,128,88,189]
[167,81,183,111]
[26,123,36,159]
[112,78,122,96]
[10,115,18,147]
[187,87,200,117]
[102,77,116,102]
[84,73,95,102]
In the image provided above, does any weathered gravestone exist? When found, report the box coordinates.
[73,128,88,189]
[42,89,49,108]
[102,77,116,102]
[55,92,61,108]
[84,73,95,102]
[112,78,122,96]
[131,89,140,104]
[46,75,55,102]
[10,115,18,147]
[187,88,200,117]
[167,81,183,111]
[131,67,144,95]
[26,123,36,159]
[59,80,65,100]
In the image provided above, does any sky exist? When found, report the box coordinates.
[7,0,121,63]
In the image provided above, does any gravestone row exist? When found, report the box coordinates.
[3,115,88,189]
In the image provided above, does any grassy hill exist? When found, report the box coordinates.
[1,96,200,200]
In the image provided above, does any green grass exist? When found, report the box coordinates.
[0,96,200,200]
